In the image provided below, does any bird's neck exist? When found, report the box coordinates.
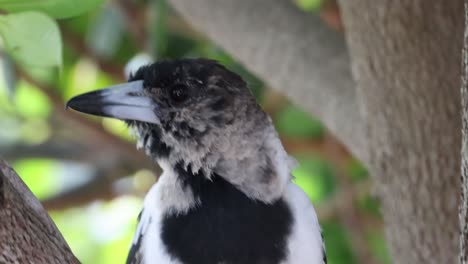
[211,125,294,203]
[153,125,294,215]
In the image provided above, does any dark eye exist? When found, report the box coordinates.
[169,85,189,103]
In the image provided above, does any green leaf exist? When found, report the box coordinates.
[321,221,357,264]
[357,194,382,217]
[15,80,51,118]
[346,159,369,182]
[275,104,324,139]
[0,0,105,19]
[292,155,336,203]
[294,0,323,11]
[13,158,60,200]
[0,12,62,67]
[367,231,392,264]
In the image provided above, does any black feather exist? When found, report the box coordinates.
[159,163,293,264]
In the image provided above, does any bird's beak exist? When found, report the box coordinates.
[66,80,160,124]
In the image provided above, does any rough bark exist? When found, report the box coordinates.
[167,0,366,163]
[338,1,464,263]
[0,160,79,264]
[461,1,468,262]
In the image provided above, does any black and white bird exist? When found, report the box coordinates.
[67,58,326,264]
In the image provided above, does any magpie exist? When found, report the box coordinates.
[66,58,326,264]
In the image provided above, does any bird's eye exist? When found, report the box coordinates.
[169,85,189,103]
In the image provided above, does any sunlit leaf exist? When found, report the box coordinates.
[69,59,99,93]
[13,158,60,200]
[15,81,51,118]
[294,0,323,11]
[0,0,105,19]
[99,233,134,264]
[51,208,99,263]
[0,12,62,67]
[275,104,324,139]
[292,155,335,203]
[20,118,51,144]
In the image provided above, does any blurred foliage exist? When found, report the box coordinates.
[294,0,323,11]
[49,197,141,264]
[346,158,369,182]
[292,155,335,203]
[275,104,325,139]
[0,12,62,67]
[0,0,105,19]
[14,158,60,200]
[322,221,356,264]
[0,0,390,263]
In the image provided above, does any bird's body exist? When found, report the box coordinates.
[128,174,325,264]
[67,58,326,264]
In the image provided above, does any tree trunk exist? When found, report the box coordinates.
[338,1,463,263]
[0,160,79,264]
[460,1,468,262]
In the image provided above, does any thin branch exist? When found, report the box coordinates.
[0,140,89,161]
[41,168,125,211]
[42,177,114,211]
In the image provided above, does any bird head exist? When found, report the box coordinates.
[67,58,293,202]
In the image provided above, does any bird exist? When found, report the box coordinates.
[66,58,326,264]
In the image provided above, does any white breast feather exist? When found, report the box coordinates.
[282,183,325,264]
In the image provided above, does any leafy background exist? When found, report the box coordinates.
[0,0,390,263]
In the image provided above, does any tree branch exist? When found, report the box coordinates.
[0,140,89,161]
[167,0,366,163]
[42,170,121,211]
[0,160,79,263]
